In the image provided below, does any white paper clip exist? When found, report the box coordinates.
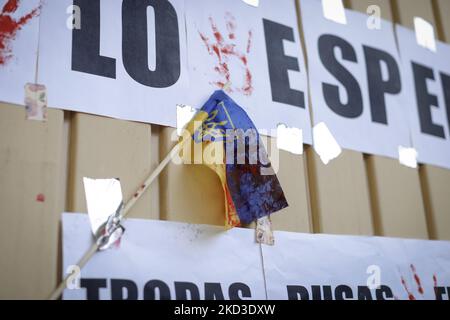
[322,0,347,25]
[277,124,303,155]
[414,17,437,52]
[95,201,125,251]
[313,122,342,165]
[398,146,418,169]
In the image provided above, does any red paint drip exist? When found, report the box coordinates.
[212,44,221,61]
[209,17,224,44]
[36,193,45,202]
[433,274,438,299]
[198,32,211,53]
[225,12,236,39]
[246,30,252,53]
[0,0,41,66]
[410,264,424,294]
[401,276,416,300]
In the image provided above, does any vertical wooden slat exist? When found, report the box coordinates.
[306,148,373,235]
[266,137,312,233]
[158,127,225,226]
[67,113,157,220]
[346,0,428,239]
[0,104,64,299]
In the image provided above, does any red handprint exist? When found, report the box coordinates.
[399,264,438,300]
[198,12,253,96]
[0,0,41,66]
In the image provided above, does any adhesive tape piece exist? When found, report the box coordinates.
[322,0,347,25]
[177,104,197,137]
[313,122,342,165]
[277,124,303,155]
[414,17,437,52]
[83,177,123,236]
[398,146,418,169]
[242,0,259,7]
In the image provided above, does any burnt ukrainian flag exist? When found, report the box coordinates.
[183,90,288,228]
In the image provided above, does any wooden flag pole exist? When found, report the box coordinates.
[48,139,186,300]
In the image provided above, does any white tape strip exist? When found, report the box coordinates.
[313,122,342,165]
[277,124,303,155]
[242,0,259,7]
[322,0,347,25]
[24,83,47,121]
[414,17,437,52]
[83,177,123,235]
[256,216,274,246]
[398,146,418,169]
[176,104,197,136]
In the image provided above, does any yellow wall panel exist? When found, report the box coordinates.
[67,113,157,220]
[265,138,312,233]
[434,0,450,41]
[421,166,450,240]
[0,104,64,299]
[348,0,393,21]
[393,0,435,29]
[366,156,428,238]
[159,127,225,226]
[307,148,373,235]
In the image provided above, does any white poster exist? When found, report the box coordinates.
[263,231,450,300]
[300,0,411,159]
[396,25,450,170]
[0,0,41,106]
[186,0,312,143]
[62,213,266,300]
[63,213,450,300]
[37,0,188,127]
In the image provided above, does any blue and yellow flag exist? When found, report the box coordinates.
[183,90,288,228]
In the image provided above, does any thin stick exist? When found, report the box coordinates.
[48,140,185,300]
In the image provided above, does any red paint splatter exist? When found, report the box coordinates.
[399,264,439,300]
[225,12,236,40]
[114,237,122,249]
[401,276,416,300]
[36,193,45,202]
[246,30,252,54]
[198,13,253,96]
[433,274,438,299]
[0,0,41,66]
[410,264,424,294]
